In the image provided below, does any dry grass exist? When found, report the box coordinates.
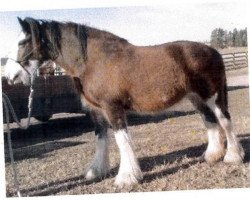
[4,76,250,197]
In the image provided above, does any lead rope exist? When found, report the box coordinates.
[3,70,37,197]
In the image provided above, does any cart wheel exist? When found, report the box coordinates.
[34,115,52,122]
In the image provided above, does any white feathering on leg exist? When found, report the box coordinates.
[207,95,244,163]
[85,136,110,180]
[114,129,143,187]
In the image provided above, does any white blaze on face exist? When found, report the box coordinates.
[5,59,40,85]
[4,32,26,84]
[4,32,41,85]
[4,59,23,84]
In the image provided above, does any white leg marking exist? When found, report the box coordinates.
[5,32,26,82]
[85,136,110,180]
[4,59,23,84]
[114,129,143,187]
[215,110,245,163]
[207,95,244,163]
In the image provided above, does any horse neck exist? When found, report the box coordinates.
[52,31,86,77]
[53,55,85,77]
[52,25,129,77]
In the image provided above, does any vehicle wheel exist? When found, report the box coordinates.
[34,115,52,122]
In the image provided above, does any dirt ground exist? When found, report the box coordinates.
[218,47,248,54]
[3,68,250,197]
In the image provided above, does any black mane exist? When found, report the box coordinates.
[23,17,128,61]
[40,20,62,54]
[40,20,88,60]
[23,18,88,60]
[63,22,88,61]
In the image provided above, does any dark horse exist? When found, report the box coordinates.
[8,17,244,187]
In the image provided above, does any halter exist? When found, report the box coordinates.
[7,46,38,77]
[8,29,60,75]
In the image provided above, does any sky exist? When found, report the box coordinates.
[0,0,248,57]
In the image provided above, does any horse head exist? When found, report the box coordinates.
[5,17,59,85]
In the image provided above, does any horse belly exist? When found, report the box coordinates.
[130,88,186,113]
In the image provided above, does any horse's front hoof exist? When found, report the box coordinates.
[85,169,97,180]
[84,167,108,181]
[114,171,143,188]
[204,148,225,164]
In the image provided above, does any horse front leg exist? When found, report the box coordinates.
[85,110,110,181]
[104,104,143,188]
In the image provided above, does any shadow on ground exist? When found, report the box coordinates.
[5,141,86,162]
[4,110,196,150]
[4,109,196,165]
[227,85,248,91]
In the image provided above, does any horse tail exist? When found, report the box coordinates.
[215,63,231,119]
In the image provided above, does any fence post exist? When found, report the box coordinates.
[232,52,236,69]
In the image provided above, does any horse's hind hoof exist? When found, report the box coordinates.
[223,146,245,164]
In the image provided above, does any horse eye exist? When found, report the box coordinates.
[18,40,26,46]
[18,36,31,46]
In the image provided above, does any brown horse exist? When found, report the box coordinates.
[8,17,244,188]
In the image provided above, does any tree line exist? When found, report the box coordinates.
[210,28,247,49]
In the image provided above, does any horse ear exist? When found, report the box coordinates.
[23,17,41,56]
[17,17,30,33]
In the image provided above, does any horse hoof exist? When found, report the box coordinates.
[114,171,143,188]
[85,169,97,180]
[204,149,225,164]
[224,154,243,164]
[224,147,245,164]
[85,167,108,181]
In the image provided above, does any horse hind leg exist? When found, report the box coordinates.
[189,94,226,163]
[207,94,245,163]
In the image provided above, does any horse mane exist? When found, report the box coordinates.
[23,17,128,61]
[65,22,88,61]
[40,20,62,54]
[23,17,43,57]
[23,18,85,60]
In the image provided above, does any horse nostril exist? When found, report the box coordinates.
[7,78,14,85]
[11,72,21,84]
[13,74,19,81]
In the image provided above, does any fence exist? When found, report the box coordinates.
[222,51,248,70]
